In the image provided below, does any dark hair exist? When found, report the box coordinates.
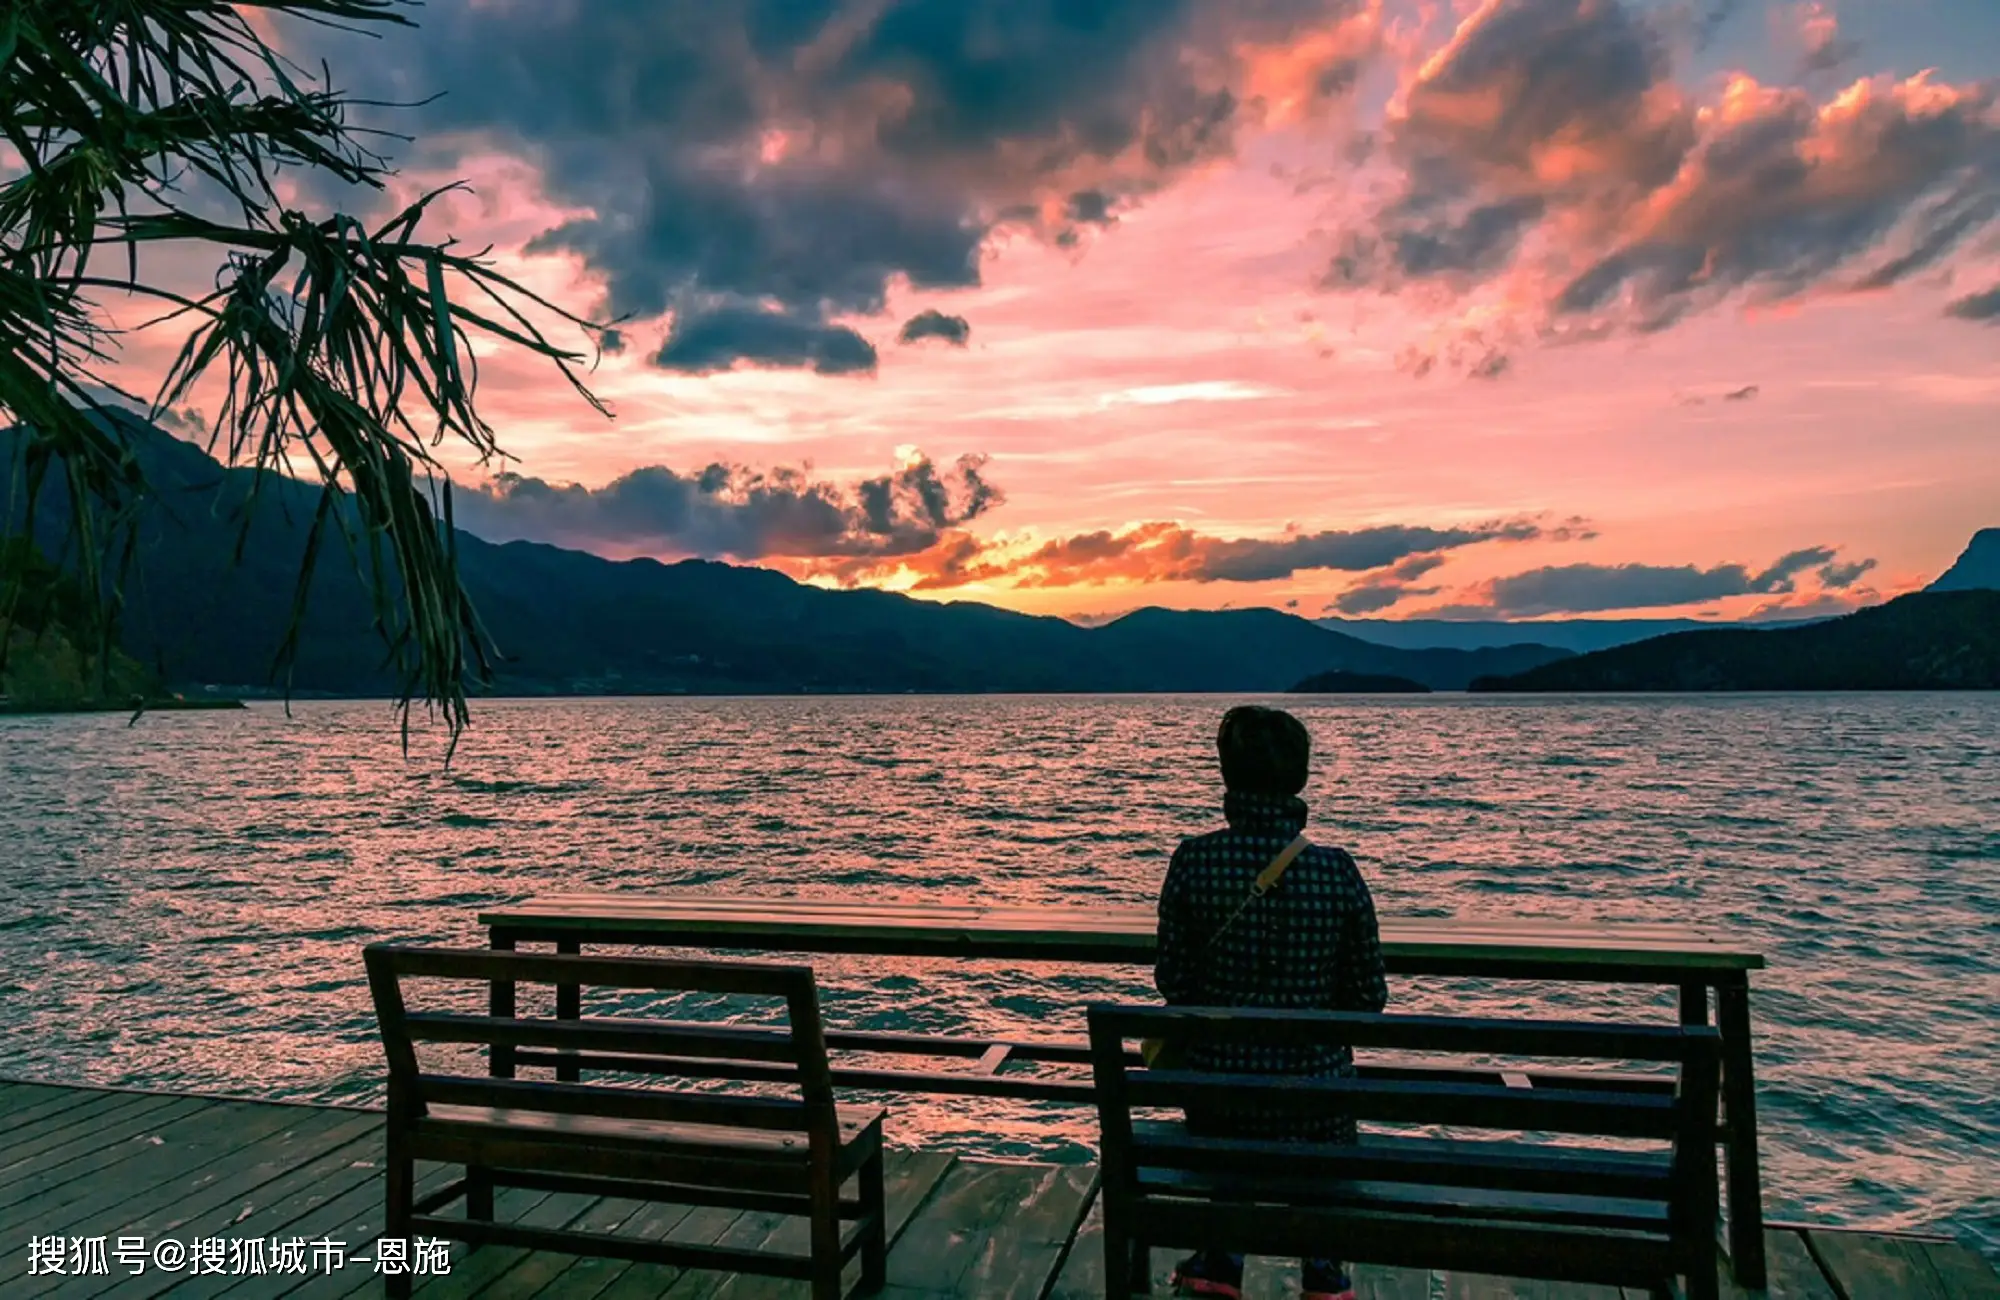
[1216,705,1311,796]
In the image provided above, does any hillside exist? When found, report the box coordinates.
[1468,590,2000,692]
[1319,613,1825,654]
[1928,528,2000,592]
[0,414,1572,696]
[0,541,165,709]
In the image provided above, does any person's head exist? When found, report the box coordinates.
[1216,705,1311,797]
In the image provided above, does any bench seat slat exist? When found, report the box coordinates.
[418,1101,881,1154]
[1127,1072,1681,1138]
[1128,1123,1674,1200]
[417,1073,818,1131]
[404,1011,800,1062]
[1134,1168,1671,1232]
[1098,1005,1717,1061]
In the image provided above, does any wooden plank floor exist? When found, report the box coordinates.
[4,1082,1995,1300]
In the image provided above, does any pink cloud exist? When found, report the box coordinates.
[1323,0,2000,371]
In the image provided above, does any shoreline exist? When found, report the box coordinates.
[46,686,2000,707]
[0,696,247,715]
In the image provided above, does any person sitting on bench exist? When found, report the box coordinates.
[1155,705,1390,1300]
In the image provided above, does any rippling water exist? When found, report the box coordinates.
[2,694,1996,1258]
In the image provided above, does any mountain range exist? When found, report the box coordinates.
[1334,527,1998,655]
[0,414,1569,697]
[1471,589,2000,692]
[7,414,1994,701]
[1317,614,1822,654]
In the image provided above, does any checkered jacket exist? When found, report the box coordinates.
[1154,790,1389,1140]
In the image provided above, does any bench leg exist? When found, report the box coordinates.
[859,1148,888,1293]
[385,1130,414,1300]
[1100,1203,1150,1297]
[810,1167,844,1300]
[466,1167,493,1222]
[1717,981,1766,1289]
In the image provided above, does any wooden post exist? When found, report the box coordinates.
[474,930,515,1222]
[556,938,581,1084]
[1087,1009,1150,1296]
[1716,977,1766,1289]
[1675,1032,1722,1300]
[791,974,846,1300]
[488,930,517,1078]
[364,947,423,1299]
[860,1144,889,1292]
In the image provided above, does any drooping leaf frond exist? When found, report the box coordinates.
[0,0,614,738]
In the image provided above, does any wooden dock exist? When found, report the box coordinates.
[4,1081,1995,1299]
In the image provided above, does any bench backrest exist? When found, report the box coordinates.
[1087,1004,1720,1222]
[364,944,836,1135]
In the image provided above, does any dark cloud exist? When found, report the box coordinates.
[1394,330,1518,382]
[1747,590,1875,620]
[1677,384,1759,405]
[1324,0,2000,361]
[453,451,1001,561]
[819,516,1545,590]
[898,309,972,347]
[1479,545,1866,615]
[654,305,878,376]
[311,0,1377,375]
[1329,584,1424,614]
[154,406,208,435]
[1818,556,1878,588]
[1946,284,2000,320]
[1691,0,1746,52]
[1065,189,1117,225]
[599,329,627,356]
[1798,4,1860,75]
[1190,521,1539,584]
[1547,514,1601,542]
[1328,553,1447,614]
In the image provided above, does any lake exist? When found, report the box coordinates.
[2,693,1995,1260]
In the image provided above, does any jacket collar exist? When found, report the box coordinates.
[1222,789,1309,836]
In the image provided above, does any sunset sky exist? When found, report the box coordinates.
[108,0,2000,623]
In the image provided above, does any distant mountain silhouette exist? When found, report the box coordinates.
[1319,614,1827,653]
[1335,527,1996,652]
[1928,528,2000,592]
[1288,670,1430,694]
[1468,591,2000,692]
[0,414,1572,696]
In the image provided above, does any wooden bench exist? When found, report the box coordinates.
[1087,1005,1723,1300]
[362,945,889,1300]
[480,896,1770,1289]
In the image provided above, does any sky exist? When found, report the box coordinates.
[101,0,2000,623]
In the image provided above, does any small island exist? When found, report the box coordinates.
[1288,669,1433,694]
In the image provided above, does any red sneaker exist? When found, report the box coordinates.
[1302,1261,1356,1299]
[1171,1252,1244,1299]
